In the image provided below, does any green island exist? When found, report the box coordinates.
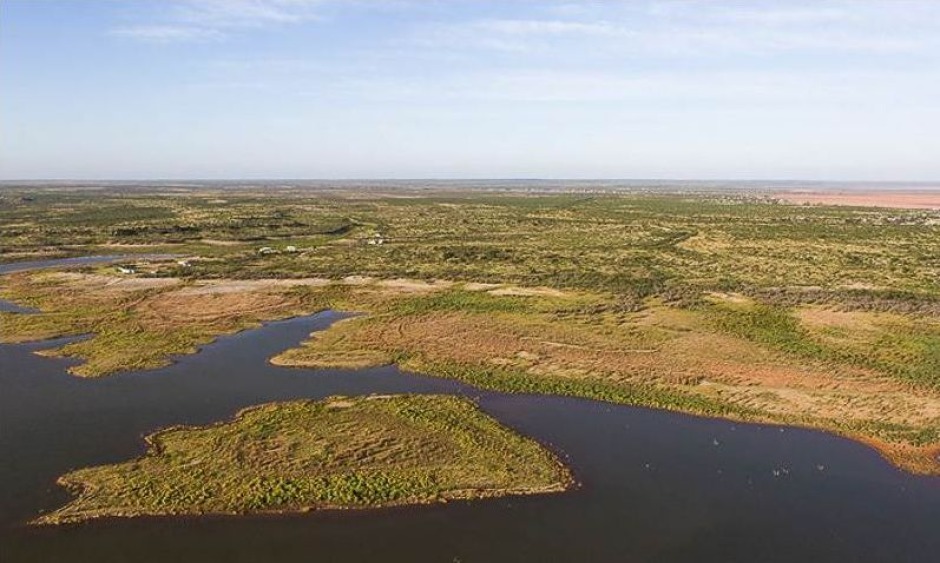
[1,186,938,479]
[38,394,571,524]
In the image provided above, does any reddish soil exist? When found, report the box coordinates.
[775,191,940,210]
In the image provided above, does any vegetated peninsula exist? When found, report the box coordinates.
[38,394,571,524]
[1,187,938,476]
[0,268,338,376]
[270,285,940,475]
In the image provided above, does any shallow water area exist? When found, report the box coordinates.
[0,254,178,275]
[1,257,938,563]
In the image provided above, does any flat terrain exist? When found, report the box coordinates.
[39,394,569,524]
[1,185,937,474]
[774,190,940,210]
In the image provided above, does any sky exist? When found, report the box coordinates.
[1,0,939,181]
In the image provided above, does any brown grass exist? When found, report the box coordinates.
[274,299,940,474]
[0,271,331,376]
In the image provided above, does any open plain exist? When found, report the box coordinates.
[0,184,938,563]
[1,185,938,476]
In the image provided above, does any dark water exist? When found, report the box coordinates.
[0,255,177,275]
[0,301,35,314]
[1,261,938,562]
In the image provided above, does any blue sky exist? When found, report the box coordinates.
[1,0,938,180]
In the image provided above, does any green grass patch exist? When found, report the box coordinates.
[704,303,825,358]
[39,395,570,524]
[402,355,756,419]
[387,289,535,315]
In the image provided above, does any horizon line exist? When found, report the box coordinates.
[2,178,939,186]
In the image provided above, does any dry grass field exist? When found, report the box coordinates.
[272,285,940,474]
[1,186,937,474]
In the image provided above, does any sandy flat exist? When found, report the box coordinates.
[463,282,503,291]
[775,191,940,210]
[179,278,331,295]
[43,272,181,291]
[377,279,452,292]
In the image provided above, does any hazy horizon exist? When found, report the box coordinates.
[3,1,939,181]
[3,179,938,191]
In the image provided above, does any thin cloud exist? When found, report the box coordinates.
[112,25,224,43]
[411,3,938,57]
[111,0,325,43]
[174,0,324,28]
[715,7,852,25]
[341,68,939,106]
[411,18,622,54]
[475,19,618,37]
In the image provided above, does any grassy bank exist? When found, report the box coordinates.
[272,287,940,475]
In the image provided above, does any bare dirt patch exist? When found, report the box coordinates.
[98,243,182,248]
[43,272,181,292]
[463,282,503,291]
[179,279,331,296]
[377,279,453,293]
[797,307,887,333]
[137,291,299,324]
[198,239,244,246]
[488,286,568,298]
[775,191,940,210]
[705,291,753,305]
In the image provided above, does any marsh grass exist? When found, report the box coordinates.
[401,355,754,418]
[39,395,571,524]
[0,273,336,376]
